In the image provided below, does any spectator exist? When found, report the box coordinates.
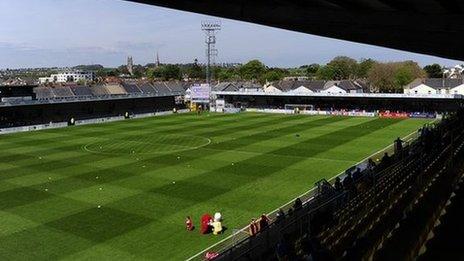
[185,216,194,231]
[334,177,343,192]
[276,208,285,223]
[259,214,270,231]
[352,168,361,181]
[367,158,376,171]
[294,198,303,211]
[394,137,403,156]
[288,207,294,217]
[381,152,391,167]
[249,218,258,236]
[343,173,354,190]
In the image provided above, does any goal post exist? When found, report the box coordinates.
[284,104,315,114]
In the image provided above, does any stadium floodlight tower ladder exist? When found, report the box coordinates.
[201,21,221,84]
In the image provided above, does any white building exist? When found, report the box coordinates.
[403,79,437,95]
[444,65,464,79]
[320,80,364,94]
[39,70,95,84]
[265,80,327,93]
[450,83,464,95]
[289,85,314,93]
[264,84,283,93]
[404,78,464,95]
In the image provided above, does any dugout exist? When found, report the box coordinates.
[0,95,178,128]
[214,92,464,113]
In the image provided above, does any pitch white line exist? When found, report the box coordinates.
[81,135,211,156]
[185,124,427,261]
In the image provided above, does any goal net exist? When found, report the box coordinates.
[284,104,314,114]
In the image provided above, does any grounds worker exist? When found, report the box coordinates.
[212,212,223,235]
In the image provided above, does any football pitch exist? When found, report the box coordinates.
[0,112,431,260]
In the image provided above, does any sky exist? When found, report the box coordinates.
[0,0,463,69]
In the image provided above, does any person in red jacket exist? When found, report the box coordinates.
[249,218,258,236]
[201,213,213,234]
[186,216,194,231]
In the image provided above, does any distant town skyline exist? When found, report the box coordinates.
[0,0,463,70]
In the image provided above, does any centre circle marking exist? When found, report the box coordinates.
[82,134,211,155]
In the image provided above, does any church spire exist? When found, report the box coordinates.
[155,51,160,68]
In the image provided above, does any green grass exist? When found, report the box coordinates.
[0,112,431,260]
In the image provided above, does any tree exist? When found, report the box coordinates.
[301,64,320,77]
[239,60,267,80]
[326,56,358,80]
[161,64,181,80]
[424,63,443,78]
[146,65,181,80]
[395,61,425,88]
[216,67,240,81]
[95,68,109,78]
[145,68,156,80]
[316,65,337,80]
[357,59,376,78]
[260,69,286,84]
[367,61,425,93]
[367,62,397,93]
[132,65,145,78]
[185,63,204,80]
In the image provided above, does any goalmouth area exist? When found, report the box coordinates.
[0,112,431,260]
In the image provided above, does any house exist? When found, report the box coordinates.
[444,65,464,79]
[212,82,240,92]
[283,76,310,81]
[238,82,263,92]
[448,79,464,94]
[263,83,283,93]
[403,79,437,95]
[321,80,364,94]
[267,80,326,93]
[404,78,464,95]
[265,80,294,93]
[292,80,327,93]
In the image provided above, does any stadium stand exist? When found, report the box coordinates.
[418,178,464,260]
[137,82,158,94]
[70,85,93,96]
[34,87,54,99]
[165,81,185,93]
[152,82,172,95]
[121,82,143,94]
[218,92,462,113]
[90,85,110,96]
[103,83,128,95]
[211,110,464,261]
[51,86,75,98]
[0,95,178,128]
